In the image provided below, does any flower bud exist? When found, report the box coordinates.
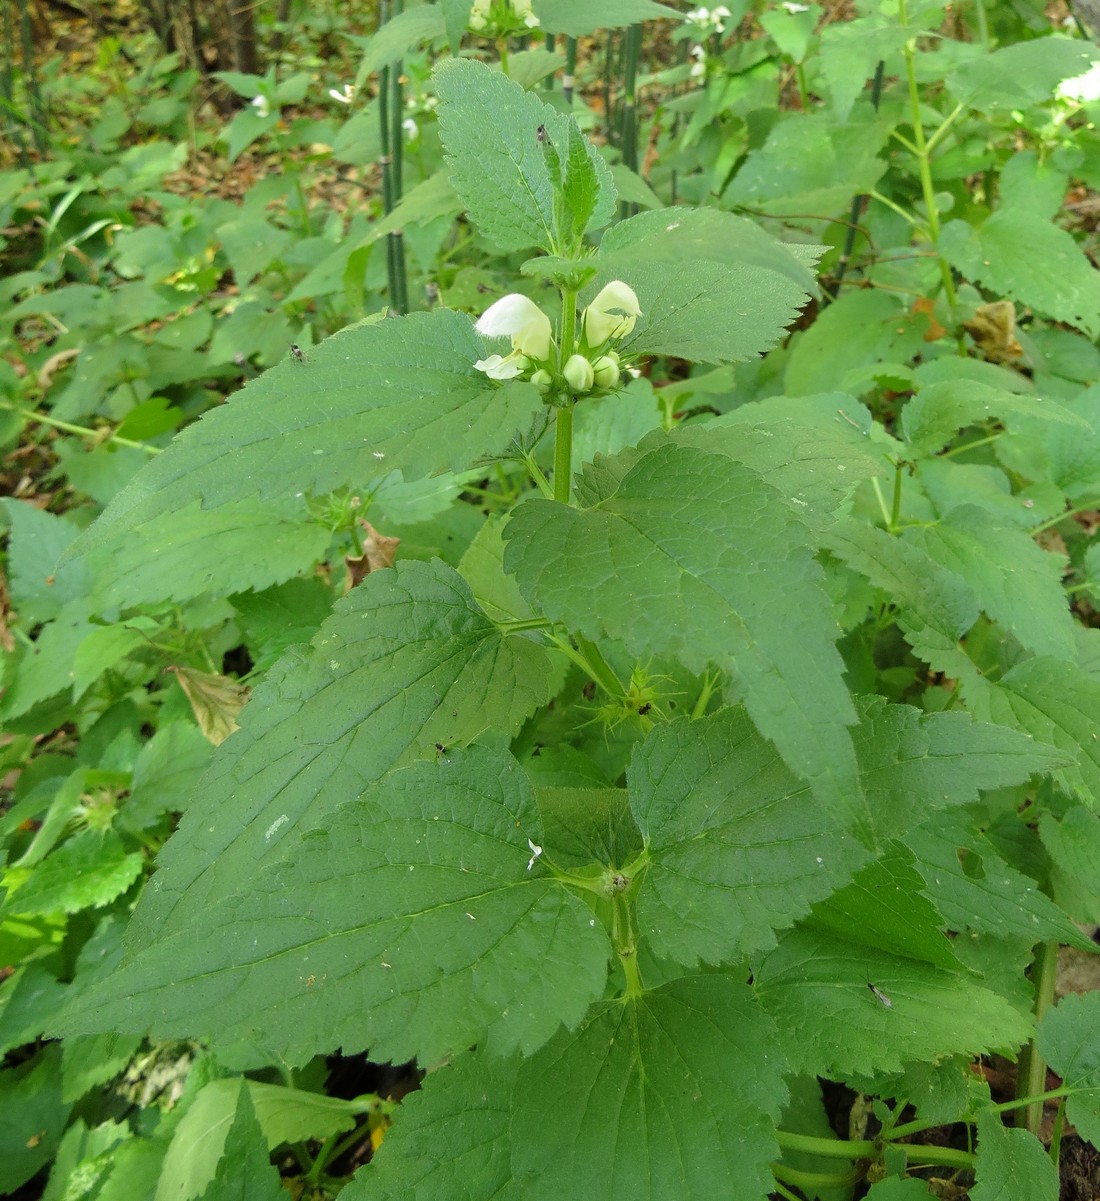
[583,281,641,347]
[530,369,553,394]
[563,354,594,393]
[592,353,620,389]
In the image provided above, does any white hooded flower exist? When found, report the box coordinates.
[476,293,553,360]
[583,281,641,347]
[250,94,271,118]
[473,353,525,381]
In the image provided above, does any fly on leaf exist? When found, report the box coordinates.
[290,343,306,364]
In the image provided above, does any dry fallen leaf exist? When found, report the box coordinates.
[345,520,400,590]
[963,300,1024,364]
[165,665,249,746]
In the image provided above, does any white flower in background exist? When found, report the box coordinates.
[583,281,641,346]
[474,293,553,380]
[468,0,491,30]
[250,94,271,118]
[402,117,419,140]
[782,2,810,12]
[690,44,707,78]
[512,0,541,28]
[328,83,355,104]
[686,4,731,34]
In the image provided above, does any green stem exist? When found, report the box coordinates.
[973,0,989,46]
[554,284,578,503]
[548,632,624,699]
[898,0,957,309]
[890,459,904,530]
[1018,939,1058,1134]
[1032,501,1100,535]
[612,891,643,996]
[519,450,553,498]
[3,402,161,454]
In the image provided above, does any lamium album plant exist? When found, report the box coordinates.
[7,26,1100,1201]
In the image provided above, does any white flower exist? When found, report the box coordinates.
[474,353,525,381]
[513,0,540,27]
[476,293,553,360]
[328,84,355,104]
[468,0,490,30]
[583,281,641,346]
[402,117,419,140]
[782,2,810,12]
[690,44,707,78]
[250,94,271,118]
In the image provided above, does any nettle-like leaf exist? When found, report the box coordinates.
[191,1082,287,1201]
[903,505,1075,662]
[594,207,819,363]
[535,0,679,37]
[1038,991,1100,1148]
[628,711,870,967]
[939,211,1100,338]
[502,437,865,817]
[54,745,610,1066]
[966,657,1100,806]
[434,58,615,255]
[346,1048,521,1201]
[755,925,1032,1079]
[971,1110,1058,1201]
[900,378,1089,460]
[67,311,541,607]
[123,559,554,943]
[944,37,1097,113]
[510,976,788,1201]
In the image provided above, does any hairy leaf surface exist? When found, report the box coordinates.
[55,747,610,1065]
[124,559,553,941]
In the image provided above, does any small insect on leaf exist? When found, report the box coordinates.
[867,983,893,1009]
[290,343,306,364]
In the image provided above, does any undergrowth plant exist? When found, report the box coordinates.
[5,3,1100,1200]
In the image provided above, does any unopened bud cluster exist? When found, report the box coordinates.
[474,281,640,400]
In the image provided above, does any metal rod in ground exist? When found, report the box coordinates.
[563,37,577,104]
[618,23,642,219]
[828,59,884,300]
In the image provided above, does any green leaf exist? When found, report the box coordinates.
[971,1110,1058,1201]
[0,1046,72,1194]
[61,1032,142,1103]
[69,310,542,601]
[2,830,142,918]
[966,657,1100,806]
[359,171,461,249]
[351,5,446,86]
[231,578,334,673]
[755,927,1032,1078]
[905,506,1075,662]
[850,697,1069,848]
[940,211,1100,338]
[725,112,888,215]
[945,37,1097,112]
[1037,991,1100,1148]
[1040,806,1100,923]
[161,1079,363,1201]
[629,711,869,967]
[121,559,555,941]
[71,624,149,698]
[806,846,962,972]
[823,519,981,683]
[676,395,887,530]
[344,1049,521,1201]
[126,721,214,829]
[0,600,93,721]
[503,439,864,817]
[536,0,679,37]
[904,808,1094,950]
[0,498,89,624]
[56,746,611,1066]
[594,208,816,364]
[0,965,67,1055]
[817,18,908,120]
[901,379,1088,459]
[198,1082,285,1201]
[511,976,787,1201]
[434,58,614,255]
[89,497,332,609]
